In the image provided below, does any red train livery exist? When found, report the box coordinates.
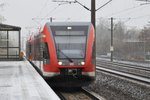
[26,22,95,87]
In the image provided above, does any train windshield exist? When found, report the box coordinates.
[51,26,88,59]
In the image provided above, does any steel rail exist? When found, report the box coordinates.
[81,88,103,100]
[96,61,150,73]
[54,88,101,100]
[96,59,150,79]
[97,63,150,79]
[97,58,150,71]
[96,61,150,84]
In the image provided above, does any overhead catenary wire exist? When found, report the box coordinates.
[96,13,150,29]
[104,4,145,18]
[41,5,60,19]
[37,0,49,18]
[25,0,51,32]
[25,1,68,38]
[105,13,150,20]
[96,0,112,11]
[97,13,150,25]
[32,4,61,26]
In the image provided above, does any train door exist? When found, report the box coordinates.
[42,43,50,65]
[40,42,43,69]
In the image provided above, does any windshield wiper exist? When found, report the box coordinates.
[57,49,73,63]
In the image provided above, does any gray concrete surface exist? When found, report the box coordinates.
[0,61,60,100]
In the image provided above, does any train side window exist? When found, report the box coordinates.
[43,43,50,59]
[29,44,31,53]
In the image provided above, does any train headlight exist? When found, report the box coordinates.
[42,34,46,38]
[81,61,85,65]
[58,61,62,65]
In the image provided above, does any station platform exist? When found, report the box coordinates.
[0,61,60,100]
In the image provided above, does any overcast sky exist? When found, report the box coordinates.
[1,0,150,35]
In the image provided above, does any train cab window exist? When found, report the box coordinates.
[51,26,88,59]
[43,43,50,59]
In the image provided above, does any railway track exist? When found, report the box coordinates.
[96,59,150,84]
[54,88,102,100]
[97,58,150,70]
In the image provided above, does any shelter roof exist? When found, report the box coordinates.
[0,23,21,31]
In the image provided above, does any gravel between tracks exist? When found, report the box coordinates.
[85,71,150,100]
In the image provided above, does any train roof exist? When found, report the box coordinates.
[45,22,92,26]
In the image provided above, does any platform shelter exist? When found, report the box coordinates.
[0,23,21,60]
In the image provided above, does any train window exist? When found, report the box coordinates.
[29,44,31,53]
[55,35,86,59]
[55,36,86,44]
[51,26,88,36]
[55,31,85,36]
[43,43,50,59]
[51,26,88,59]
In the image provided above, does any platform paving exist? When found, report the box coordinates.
[0,61,60,100]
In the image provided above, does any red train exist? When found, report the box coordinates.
[26,22,95,87]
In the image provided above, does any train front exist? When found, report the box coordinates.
[44,22,95,87]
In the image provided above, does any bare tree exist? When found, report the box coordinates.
[96,18,110,55]
[0,2,6,23]
[139,27,150,42]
